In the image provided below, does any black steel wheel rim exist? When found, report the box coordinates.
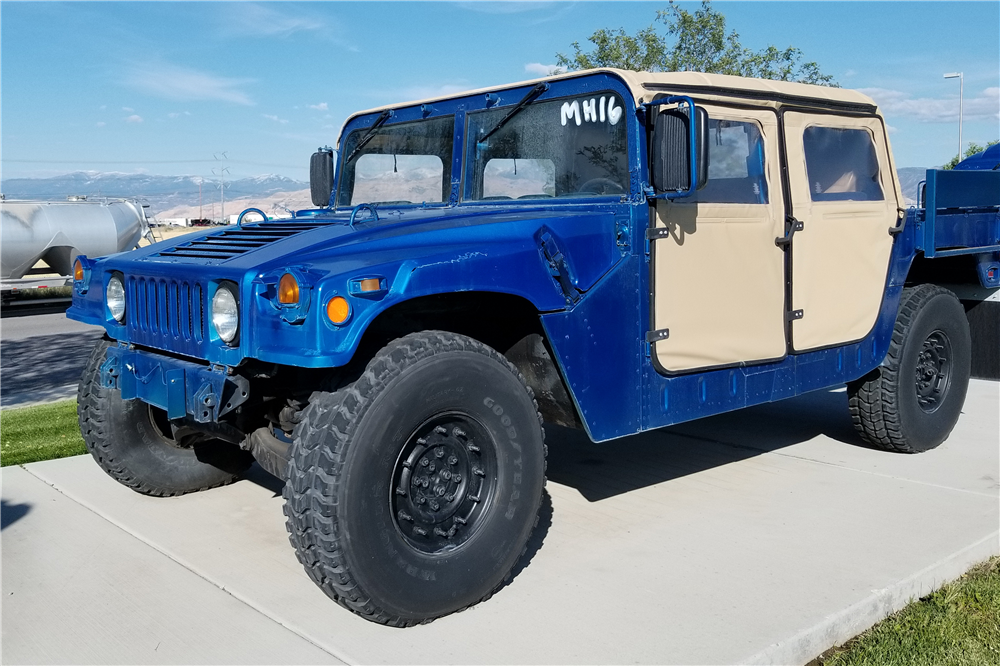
[390,413,497,554]
[915,329,952,413]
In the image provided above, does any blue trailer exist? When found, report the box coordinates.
[68,69,1000,626]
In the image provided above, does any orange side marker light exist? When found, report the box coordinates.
[327,296,350,324]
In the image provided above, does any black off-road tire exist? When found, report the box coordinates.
[282,331,546,627]
[848,284,971,453]
[78,337,254,496]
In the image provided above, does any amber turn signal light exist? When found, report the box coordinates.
[278,273,299,304]
[358,278,381,292]
[73,259,84,282]
[326,296,350,324]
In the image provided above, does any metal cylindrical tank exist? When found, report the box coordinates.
[1,199,148,280]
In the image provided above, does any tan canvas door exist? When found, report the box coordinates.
[783,113,899,351]
[651,106,786,373]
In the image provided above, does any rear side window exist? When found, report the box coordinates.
[803,126,884,202]
[688,119,768,204]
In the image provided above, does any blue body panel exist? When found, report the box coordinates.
[66,71,1000,443]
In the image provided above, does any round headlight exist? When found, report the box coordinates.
[106,276,126,322]
[212,286,239,343]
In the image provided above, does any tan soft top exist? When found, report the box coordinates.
[350,68,878,120]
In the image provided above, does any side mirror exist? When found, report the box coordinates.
[651,104,709,196]
[310,147,334,207]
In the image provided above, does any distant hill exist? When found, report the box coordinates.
[0,172,307,217]
[2,167,932,213]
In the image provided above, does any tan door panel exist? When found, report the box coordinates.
[653,106,786,373]
[783,113,898,351]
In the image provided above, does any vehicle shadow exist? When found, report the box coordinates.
[1,498,32,530]
[242,463,285,497]
[237,387,865,593]
[546,386,871,502]
[0,331,103,402]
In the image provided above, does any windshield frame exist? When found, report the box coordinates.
[332,71,639,212]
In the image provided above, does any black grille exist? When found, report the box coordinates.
[153,222,324,262]
[127,276,205,353]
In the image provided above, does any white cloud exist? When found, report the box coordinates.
[168,112,180,119]
[524,62,565,77]
[124,62,255,106]
[123,106,134,112]
[125,114,143,123]
[222,3,325,38]
[885,123,898,134]
[308,102,328,111]
[96,121,106,127]
[860,86,1000,123]
[263,114,289,124]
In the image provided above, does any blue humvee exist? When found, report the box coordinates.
[69,69,1000,626]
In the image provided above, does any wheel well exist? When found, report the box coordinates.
[358,292,544,359]
[905,253,981,287]
[354,292,583,430]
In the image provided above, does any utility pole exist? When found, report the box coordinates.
[944,72,964,162]
[213,152,229,224]
[198,178,203,221]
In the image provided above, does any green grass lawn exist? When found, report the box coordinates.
[0,399,87,466]
[814,557,1000,665]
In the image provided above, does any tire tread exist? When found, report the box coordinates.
[282,330,546,627]
[847,284,967,453]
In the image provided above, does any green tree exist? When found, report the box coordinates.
[556,0,836,86]
[941,140,999,170]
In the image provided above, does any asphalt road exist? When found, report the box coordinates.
[0,310,103,406]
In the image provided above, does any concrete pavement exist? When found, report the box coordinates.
[1,312,103,408]
[3,380,998,665]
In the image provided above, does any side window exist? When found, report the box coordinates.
[802,126,884,202]
[688,119,768,204]
[466,92,628,200]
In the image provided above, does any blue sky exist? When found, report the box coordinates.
[2,1,998,181]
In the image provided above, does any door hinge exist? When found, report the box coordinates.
[786,309,804,321]
[646,328,670,343]
[775,216,804,248]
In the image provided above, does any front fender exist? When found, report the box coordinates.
[247,210,623,367]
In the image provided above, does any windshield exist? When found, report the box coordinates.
[465,92,628,201]
[337,115,454,207]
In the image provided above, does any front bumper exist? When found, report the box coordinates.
[100,344,249,423]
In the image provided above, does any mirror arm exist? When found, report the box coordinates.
[642,95,698,201]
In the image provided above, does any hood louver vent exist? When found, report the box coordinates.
[152,222,324,262]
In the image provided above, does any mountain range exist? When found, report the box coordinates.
[2,167,931,216]
[1,172,308,217]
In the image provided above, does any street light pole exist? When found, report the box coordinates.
[944,72,964,161]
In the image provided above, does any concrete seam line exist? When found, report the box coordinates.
[22,464,358,666]
[766,452,1000,499]
[740,531,1000,666]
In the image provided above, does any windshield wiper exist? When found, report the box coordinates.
[345,109,394,165]
[477,82,549,146]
